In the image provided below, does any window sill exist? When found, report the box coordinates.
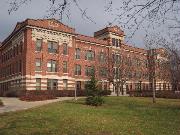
[62,54,68,56]
[74,75,81,76]
[46,72,58,73]
[49,53,58,55]
[35,71,42,72]
[35,51,41,53]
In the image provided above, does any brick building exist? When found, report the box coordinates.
[0,19,172,96]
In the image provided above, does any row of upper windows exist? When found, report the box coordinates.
[113,67,149,80]
[36,39,107,62]
[35,59,108,77]
[0,43,23,64]
[0,60,22,78]
[36,39,68,54]
[112,53,148,68]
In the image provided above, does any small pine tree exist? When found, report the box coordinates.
[85,75,104,106]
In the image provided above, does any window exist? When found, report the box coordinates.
[35,58,41,71]
[36,39,42,52]
[36,78,41,90]
[19,60,22,72]
[16,45,19,55]
[47,60,57,72]
[116,39,119,47]
[63,43,68,55]
[48,41,58,53]
[99,52,106,63]
[63,61,68,73]
[99,67,108,77]
[112,38,121,47]
[112,38,116,46]
[85,66,95,76]
[119,39,121,47]
[20,41,23,53]
[13,47,15,57]
[75,48,81,59]
[75,64,81,75]
[113,67,120,78]
[84,81,89,89]
[76,81,81,90]
[63,79,68,90]
[47,79,58,90]
[85,50,95,60]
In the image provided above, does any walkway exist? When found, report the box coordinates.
[0,97,76,114]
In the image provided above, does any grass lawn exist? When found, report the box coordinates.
[0,97,180,135]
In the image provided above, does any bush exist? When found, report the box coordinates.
[0,99,3,106]
[86,96,104,106]
[100,90,111,96]
[4,90,18,97]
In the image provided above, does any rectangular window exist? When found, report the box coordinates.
[48,41,58,53]
[63,61,68,73]
[63,44,68,55]
[99,67,108,77]
[47,60,57,72]
[35,58,41,71]
[63,79,68,90]
[47,79,58,90]
[19,60,22,72]
[36,78,41,90]
[116,39,119,47]
[99,52,106,63]
[36,39,42,52]
[75,48,81,59]
[85,66,94,76]
[112,38,116,46]
[85,50,95,60]
[75,64,81,75]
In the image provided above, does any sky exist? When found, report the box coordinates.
[0,0,168,48]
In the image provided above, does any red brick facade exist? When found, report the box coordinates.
[0,19,172,96]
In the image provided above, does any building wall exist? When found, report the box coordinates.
[0,19,172,96]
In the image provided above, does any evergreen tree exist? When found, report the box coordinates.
[85,75,104,106]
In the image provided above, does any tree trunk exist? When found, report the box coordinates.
[121,85,124,95]
[116,85,119,96]
[152,78,156,103]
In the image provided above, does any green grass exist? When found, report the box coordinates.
[0,97,180,135]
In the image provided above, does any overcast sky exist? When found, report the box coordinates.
[0,0,167,48]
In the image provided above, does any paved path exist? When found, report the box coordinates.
[0,97,76,114]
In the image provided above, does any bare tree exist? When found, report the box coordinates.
[145,34,178,103]
[108,51,130,96]
[8,0,96,23]
[7,0,180,44]
[105,0,180,42]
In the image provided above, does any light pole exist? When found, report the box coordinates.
[74,82,77,100]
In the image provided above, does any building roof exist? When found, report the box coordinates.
[2,18,75,46]
[122,44,147,55]
[76,34,108,45]
[94,25,124,37]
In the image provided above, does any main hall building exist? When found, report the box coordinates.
[0,19,171,96]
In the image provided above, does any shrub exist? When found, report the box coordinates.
[100,90,111,96]
[4,90,18,97]
[85,75,104,106]
[0,99,3,106]
[86,96,104,106]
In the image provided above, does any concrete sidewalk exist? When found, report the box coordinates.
[0,97,75,114]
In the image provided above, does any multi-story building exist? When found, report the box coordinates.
[0,19,172,96]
